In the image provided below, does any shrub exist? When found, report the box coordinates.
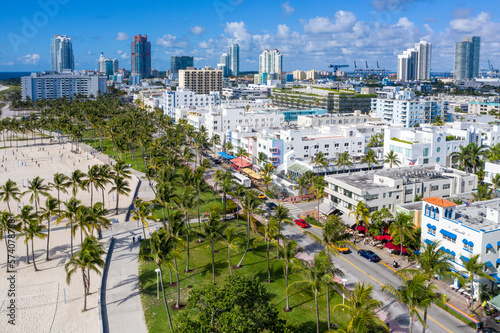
[225,199,238,213]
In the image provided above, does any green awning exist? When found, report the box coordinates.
[489,293,500,311]
[287,163,311,175]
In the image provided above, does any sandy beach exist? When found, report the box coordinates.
[0,143,139,333]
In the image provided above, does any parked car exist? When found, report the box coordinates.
[258,193,266,199]
[482,328,500,333]
[294,219,310,228]
[357,249,381,262]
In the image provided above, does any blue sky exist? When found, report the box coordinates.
[1,0,499,72]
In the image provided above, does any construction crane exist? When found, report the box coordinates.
[328,64,349,76]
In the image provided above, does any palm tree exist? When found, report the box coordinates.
[24,176,50,213]
[280,238,302,312]
[49,173,69,211]
[490,173,500,198]
[65,236,105,312]
[18,218,46,271]
[253,218,280,283]
[0,211,19,271]
[262,162,275,190]
[236,190,261,268]
[235,147,250,171]
[310,176,327,223]
[349,201,371,243]
[307,214,353,256]
[381,274,438,333]
[230,184,246,226]
[40,197,59,260]
[360,149,379,170]
[131,199,156,250]
[257,151,268,168]
[176,188,195,273]
[17,205,37,263]
[112,160,132,180]
[460,254,496,299]
[68,169,87,199]
[89,202,111,236]
[333,282,388,333]
[223,227,242,276]
[472,183,492,202]
[389,212,415,266]
[220,171,234,220]
[287,250,337,333]
[203,205,225,283]
[450,145,470,171]
[273,203,290,252]
[431,115,445,126]
[312,151,328,173]
[149,228,177,329]
[466,143,487,174]
[336,151,353,173]
[0,179,21,213]
[402,241,458,333]
[384,150,401,168]
[293,176,308,201]
[72,205,95,244]
[168,209,186,307]
[323,259,345,330]
[192,170,211,242]
[98,164,114,208]
[57,197,81,257]
[109,176,130,215]
[86,164,102,207]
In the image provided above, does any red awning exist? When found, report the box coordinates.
[384,242,398,250]
[230,157,251,168]
[355,225,367,232]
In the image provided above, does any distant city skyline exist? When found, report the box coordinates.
[1,0,499,72]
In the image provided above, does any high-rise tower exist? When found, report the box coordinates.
[131,35,151,79]
[51,35,74,73]
[454,36,480,80]
[228,44,239,76]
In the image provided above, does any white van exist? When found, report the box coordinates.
[232,172,251,188]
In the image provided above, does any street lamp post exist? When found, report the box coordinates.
[155,268,161,299]
[341,278,348,304]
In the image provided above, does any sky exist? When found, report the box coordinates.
[1,0,500,73]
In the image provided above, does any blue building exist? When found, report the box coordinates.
[285,74,294,82]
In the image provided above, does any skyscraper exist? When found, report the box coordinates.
[131,35,151,79]
[228,44,239,76]
[171,56,194,74]
[397,41,431,81]
[218,53,229,77]
[454,36,481,80]
[98,53,119,78]
[259,49,282,75]
[51,35,74,73]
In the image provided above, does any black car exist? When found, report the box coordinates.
[332,209,343,216]
[266,202,277,210]
[482,328,500,333]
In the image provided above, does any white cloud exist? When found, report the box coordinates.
[119,52,129,60]
[198,39,213,49]
[303,12,357,33]
[449,12,494,34]
[194,57,206,61]
[281,1,295,16]
[2,61,13,66]
[18,54,40,65]
[156,34,188,48]
[276,24,290,39]
[114,32,130,41]
[116,50,124,55]
[190,26,205,35]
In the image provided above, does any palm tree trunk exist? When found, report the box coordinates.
[168,267,173,284]
[285,264,290,310]
[211,239,215,283]
[197,194,202,243]
[70,222,73,257]
[185,216,190,272]
[142,224,148,250]
[158,265,174,331]
[400,233,403,267]
[236,213,251,267]
[422,309,428,333]
[115,192,119,215]
[410,314,414,333]
[101,189,105,209]
[31,239,38,271]
[82,270,87,311]
[90,185,93,207]
[315,289,320,333]
[266,239,271,283]
[326,283,331,329]
[174,256,180,308]
[228,247,232,275]
[46,217,51,260]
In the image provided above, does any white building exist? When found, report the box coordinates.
[372,88,446,127]
[485,161,500,187]
[259,49,282,75]
[22,72,107,101]
[397,40,431,81]
[385,123,500,167]
[306,70,319,80]
[160,88,221,118]
[324,164,477,216]
[222,86,271,100]
[421,197,500,297]
[297,111,378,127]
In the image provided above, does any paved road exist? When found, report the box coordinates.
[286,224,474,333]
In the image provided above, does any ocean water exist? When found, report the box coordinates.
[0,72,31,80]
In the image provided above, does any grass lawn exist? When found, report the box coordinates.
[138,218,349,333]
[437,303,476,330]
[0,84,21,97]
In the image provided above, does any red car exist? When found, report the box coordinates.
[294,219,310,228]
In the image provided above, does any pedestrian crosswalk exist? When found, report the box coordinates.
[282,202,303,219]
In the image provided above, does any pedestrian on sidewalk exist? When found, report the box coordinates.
[132,236,135,242]
[466,296,470,308]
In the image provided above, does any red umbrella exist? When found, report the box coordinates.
[383,235,393,241]
[374,235,384,240]
[356,225,367,232]
[384,242,398,250]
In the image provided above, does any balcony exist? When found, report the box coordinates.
[269,157,278,162]
[269,147,278,154]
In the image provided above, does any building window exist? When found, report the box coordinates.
[437,137,441,142]
[463,243,468,250]
[436,157,441,163]
[405,189,413,195]
[325,144,329,148]
[335,143,339,147]
[443,184,450,190]
[423,148,429,157]
[344,143,349,147]
[437,147,441,153]
[431,185,439,191]
[304,146,309,150]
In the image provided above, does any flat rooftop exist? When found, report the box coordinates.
[453,199,500,232]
